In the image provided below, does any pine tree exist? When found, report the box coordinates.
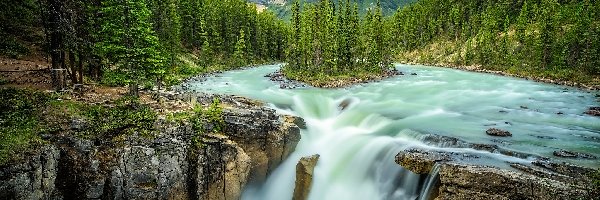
[233,29,247,67]
[289,0,301,69]
[96,0,165,96]
[516,0,529,44]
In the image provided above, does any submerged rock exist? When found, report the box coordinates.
[265,70,308,89]
[293,154,320,200]
[553,149,597,159]
[486,128,512,137]
[338,99,352,111]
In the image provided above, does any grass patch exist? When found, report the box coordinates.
[0,88,161,165]
[0,88,50,165]
[80,97,157,139]
[189,98,225,148]
[48,96,158,139]
[592,169,600,189]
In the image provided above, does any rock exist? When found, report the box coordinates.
[520,106,529,109]
[0,94,303,200]
[395,149,449,174]
[486,128,512,137]
[293,154,320,200]
[338,99,352,111]
[70,118,88,131]
[285,115,306,129]
[395,147,596,200]
[195,135,251,200]
[436,164,590,200]
[221,101,301,183]
[265,70,308,89]
[584,107,600,116]
[411,73,418,75]
[0,145,60,200]
[553,150,597,159]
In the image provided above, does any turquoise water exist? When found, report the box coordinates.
[183,64,600,200]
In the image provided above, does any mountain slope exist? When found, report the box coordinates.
[248,0,416,20]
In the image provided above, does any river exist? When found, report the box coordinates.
[182,64,600,200]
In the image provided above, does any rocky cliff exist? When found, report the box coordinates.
[0,95,302,200]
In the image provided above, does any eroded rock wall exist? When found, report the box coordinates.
[0,95,302,200]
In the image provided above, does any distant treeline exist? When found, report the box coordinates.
[285,0,393,79]
[390,0,600,81]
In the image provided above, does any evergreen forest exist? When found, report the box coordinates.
[1,0,599,89]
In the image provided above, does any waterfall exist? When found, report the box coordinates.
[242,95,426,200]
[418,164,441,200]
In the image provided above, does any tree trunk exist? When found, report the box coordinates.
[44,0,66,91]
[69,51,77,84]
[77,52,84,84]
[129,81,139,97]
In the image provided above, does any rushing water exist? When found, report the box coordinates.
[183,64,600,200]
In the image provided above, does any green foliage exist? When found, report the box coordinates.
[0,36,30,58]
[0,89,50,165]
[189,98,224,148]
[80,97,157,138]
[0,79,9,85]
[190,98,224,134]
[233,30,248,67]
[391,0,600,84]
[0,0,39,58]
[95,0,166,94]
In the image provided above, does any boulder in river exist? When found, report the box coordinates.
[338,99,352,111]
[584,107,600,116]
[486,128,512,137]
[293,154,320,200]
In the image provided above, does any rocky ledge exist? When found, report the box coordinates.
[0,94,302,200]
[396,134,598,200]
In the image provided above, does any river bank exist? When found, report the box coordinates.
[397,61,600,91]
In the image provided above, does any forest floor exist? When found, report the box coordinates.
[0,55,52,90]
[0,56,193,113]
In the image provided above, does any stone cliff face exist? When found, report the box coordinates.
[0,95,302,200]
